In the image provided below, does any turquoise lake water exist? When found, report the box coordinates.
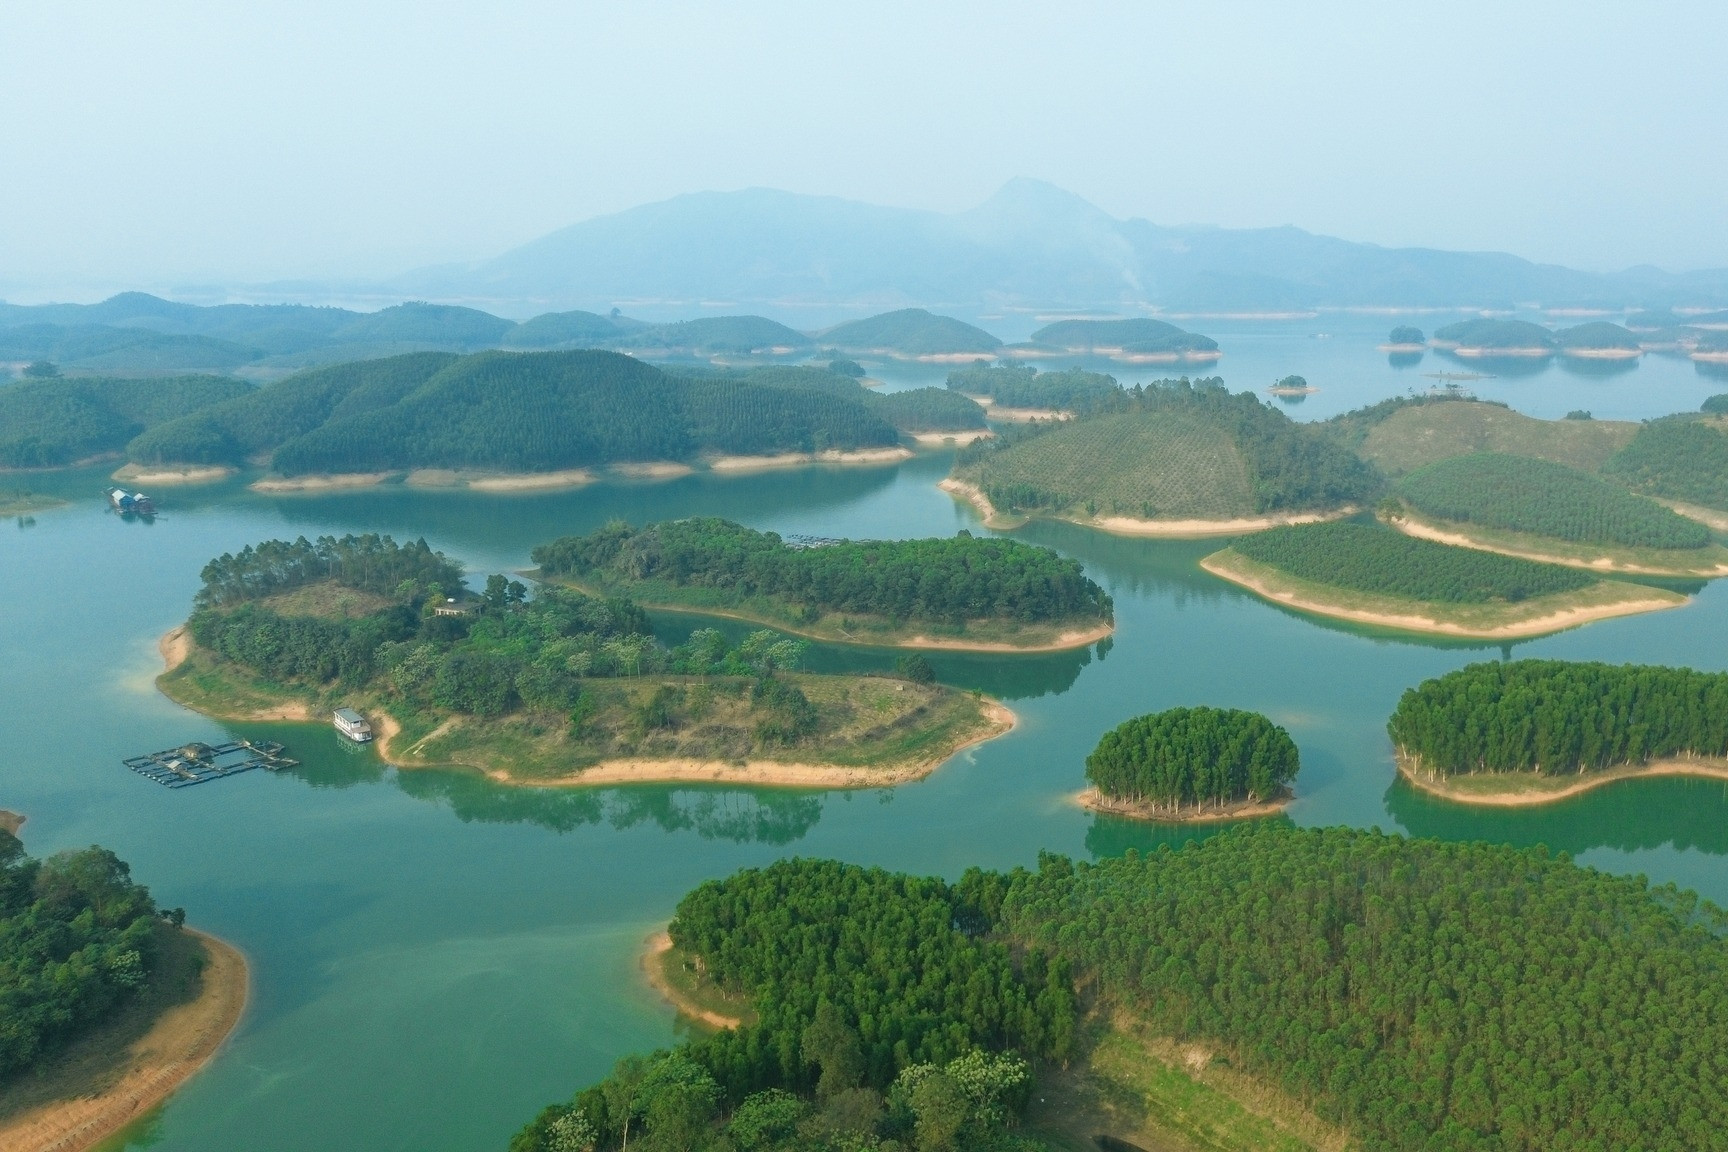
[3,327,1726,1151]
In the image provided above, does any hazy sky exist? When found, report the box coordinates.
[4,1,1726,296]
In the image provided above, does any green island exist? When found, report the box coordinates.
[0,827,247,1152]
[124,351,964,489]
[530,518,1114,652]
[1388,659,1728,805]
[1203,519,1687,638]
[1431,318,1557,356]
[1387,452,1728,576]
[1382,324,1425,349]
[1079,706,1299,822]
[1334,394,1640,477]
[945,363,1123,416]
[613,316,813,356]
[511,824,1728,1152]
[818,309,1003,359]
[1554,320,1642,357]
[1023,318,1219,362]
[946,378,1378,536]
[159,533,1014,789]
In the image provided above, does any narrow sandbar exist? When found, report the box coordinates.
[406,468,595,492]
[911,430,993,446]
[706,447,912,471]
[1395,751,1728,807]
[1074,787,1290,824]
[111,464,235,486]
[250,472,396,493]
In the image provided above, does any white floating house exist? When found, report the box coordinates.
[333,708,374,743]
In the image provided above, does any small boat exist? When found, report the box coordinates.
[333,708,374,743]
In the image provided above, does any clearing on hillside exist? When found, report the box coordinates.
[957,410,1257,521]
[1358,402,1637,476]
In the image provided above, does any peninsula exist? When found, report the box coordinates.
[159,533,1016,790]
[1204,520,1687,638]
[530,518,1115,651]
[1388,659,1728,805]
[0,831,247,1152]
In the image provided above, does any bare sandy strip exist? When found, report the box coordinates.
[1074,787,1290,824]
[110,464,235,486]
[940,477,1004,524]
[1692,351,1728,363]
[1395,752,1728,807]
[965,395,1073,422]
[609,461,694,480]
[1377,343,1427,353]
[707,447,913,471]
[0,930,248,1152]
[250,472,396,493]
[159,626,192,673]
[0,810,22,836]
[405,468,596,492]
[911,430,993,446]
[642,932,741,1030]
[1656,498,1728,533]
[1450,346,1554,358]
[1200,553,1686,639]
[492,700,1016,791]
[1387,513,1728,577]
[1562,347,1641,359]
[1090,508,1354,539]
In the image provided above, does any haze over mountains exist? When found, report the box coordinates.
[392,179,1728,317]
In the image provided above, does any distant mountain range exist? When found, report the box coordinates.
[392,179,1728,315]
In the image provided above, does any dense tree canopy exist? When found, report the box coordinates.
[1602,417,1728,511]
[1387,326,1424,344]
[531,518,1112,626]
[945,363,1123,413]
[1397,452,1711,549]
[0,373,251,468]
[0,832,165,1077]
[1232,521,1595,602]
[1085,707,1298,811]
[1387,659,1728,775]
[1433,318,1556,350]
[511,858,1072,1152]
[1001,823,1728,1152]
[1027,318,1216,355]
[195,533,468,607]
[820,310,1001,356]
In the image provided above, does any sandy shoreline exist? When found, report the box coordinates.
[966,395,1073,422]
[406,468,596,492]
[1561,347,1642,359]
[642,932,742,1030]
[1656,498,1728,533]
[940,478,1354,540]
[1395,752,1728,807]
[1074,787,1290,824]
[250,472,395,493]
[911,429,993,446]
[706,447,912,471]
[0,930,248,1152]
[111,464,235,486]
[1200,551,1686,638]
[1387,512,1728,577]
[1377,343,1427,353]
[479,699,1017,791]
[158,627,312,720]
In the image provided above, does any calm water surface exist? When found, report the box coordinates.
[5,331,1728,1151]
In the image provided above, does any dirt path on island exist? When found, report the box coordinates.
[0,931,248,1152]
[1396,755,1728,807]
[493,700,1017,791]
[1387,514,1728,577]
[641,932,742,1030]
[1199,553,1686,639]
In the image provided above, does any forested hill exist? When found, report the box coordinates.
[511,824,1728,1152]
[1027,317,1217,356]
[127,351,919,475]
[954,377,1380,522]
[818,309,1002,356]
[0,372,252,468]
[533,518,1113,627]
